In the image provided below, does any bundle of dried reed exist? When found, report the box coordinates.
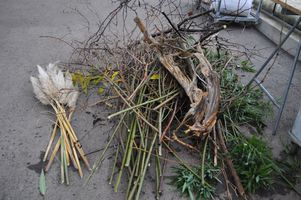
[31,63,91,185]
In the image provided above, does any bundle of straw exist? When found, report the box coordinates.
[31,63,91,184]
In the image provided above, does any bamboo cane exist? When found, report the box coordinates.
[43,120,59,162]
[45,139,60,172]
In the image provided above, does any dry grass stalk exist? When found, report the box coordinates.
[31,63,91,183]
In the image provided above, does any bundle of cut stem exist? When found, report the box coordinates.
[107,67,179,199]
[31,63,91,184]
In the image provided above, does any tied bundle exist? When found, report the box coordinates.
[31,63,91,184]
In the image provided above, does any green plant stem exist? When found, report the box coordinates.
[158,75,163,156]
[115,117,132,192]
[128,113,151,199]
[158,107,163,156]
[107,91,176,119]
[125,117,137,167]
[135,121,144,177]
[86,114,125,185]
[135,134,157,200]
[109,144,119,185]
[111,85,159,132]
[163,141,202,181]
[128,176,140,200]
[125,86,146,167]
[62,136,69,185]
[155,148,162,199]
[60,134,64,184]
[126,154,139,198]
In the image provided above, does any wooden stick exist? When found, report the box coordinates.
[58,113,86,175]
[171,133,198,151]
[71,138,83,178]
[213,127,218,167]
[43,120,59,162]
[60,120,77,168]
[216,121,246,198]
[64,137,70,166]
[134,17,158,45]
[71,142,84,178]
[45,139,60,172]
[66,135,78,169]
[222,162,233,200]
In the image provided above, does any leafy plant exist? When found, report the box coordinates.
[205,49,279,194]
[170,164,219,200]
[71,71,104,94]
[239,60,256,73]
[205,49,272,133]
[229,135,274,193]
[220,68,272,133]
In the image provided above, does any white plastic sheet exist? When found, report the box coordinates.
[212,0,253,16]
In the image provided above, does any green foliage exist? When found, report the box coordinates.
[71,70,120,94]
[71,71,104,94]
[229,135,274,193]
[221,68,272,132]
[239,60,256,73]
[205,49,276,194]
[186,35,197,47]
[205,49,272,133]
[170,164,219,200]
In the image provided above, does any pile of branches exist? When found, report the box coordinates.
[87,15,247,199]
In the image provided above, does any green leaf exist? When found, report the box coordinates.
[39,169,46,196]
[111,71,119,81]
[92,75,104,85]
[240,60,256,73]
[150,74,160,80]
[98,87,105,94]
[188,188,195,200]
[255,175,260,183]
[186,35,196,47]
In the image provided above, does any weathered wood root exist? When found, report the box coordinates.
[134,16,220,136]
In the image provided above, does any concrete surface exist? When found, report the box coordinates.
[220,26,301,199]
[220,26,301,156]
[256,11,301,61]
[0,0,300,200]
[0,0,123,199]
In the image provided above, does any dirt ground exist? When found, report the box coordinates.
[0,0,300,199]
